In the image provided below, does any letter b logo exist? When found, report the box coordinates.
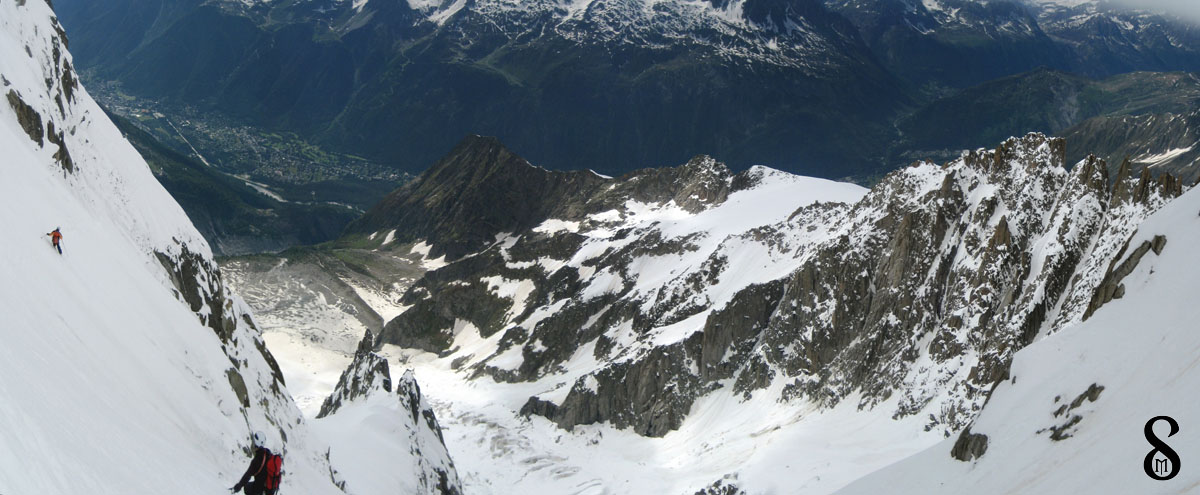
[1145,416,1181,480]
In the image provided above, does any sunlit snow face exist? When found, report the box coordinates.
[1115,0,1200,21]
[1031,0,1200,21]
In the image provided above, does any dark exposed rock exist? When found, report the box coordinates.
[607,156,733,214]
[519,396,560,419]
[1069,383,1104,409]
[7,89,43,146]
[1151,234,1167,255]
[1041,383,1103,440]
[950,427,989,461]
[60,59,76,103]
[155,246,239,341]
[548,334,707,437]
[1084,235,1166,320]
[699,281,785,383]
[46,120,73,172]
[317,337,464,494]
[694,480,747,495]
[394,373,463,495]
[380,279,511,354]
[155,243,286,390]
[226,368,250,408]
[1049,415,1082,441]
[396,370,451,447]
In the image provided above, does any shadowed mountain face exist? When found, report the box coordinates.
[893,70,1200,172]
[53,0,1200,194]
[55,0,907,177]
[345,135,745,260]
[345,136,611,260]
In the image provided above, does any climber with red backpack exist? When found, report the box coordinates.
[231,431,283,495]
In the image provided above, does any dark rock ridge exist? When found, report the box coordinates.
[1040,383,1104,441]
[349,134,744,263]
[345,135,610,261]
[373,133,1184,439]
[317,333,393,418]
[1083,234,1167,320]
[1061,106,1200,189]
[153,242,289,410]
[7,89,44,146]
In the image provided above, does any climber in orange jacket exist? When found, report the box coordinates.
[47,227,62,255]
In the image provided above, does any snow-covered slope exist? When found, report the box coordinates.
[315,335,463,495]
[0,2,458,494]
[0,2,330,492]
[838,179,1200,493]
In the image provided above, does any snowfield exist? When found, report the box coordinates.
[380,345,943,495]
[1,2,457,494]
[0,1,337,491]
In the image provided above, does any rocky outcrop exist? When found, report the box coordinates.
[549,334,707,437]
[317,333,464,494]
[7,89,44,146]
[156,245,241,341]
[1084,235,1167,320]
[950,428,988,462]
[5,10,79,174]
[694,480,747,495]
[318,333,392,418]
[45,120,74,172]
[1042,383,1104,441]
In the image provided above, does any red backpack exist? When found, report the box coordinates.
[263,449,283,492]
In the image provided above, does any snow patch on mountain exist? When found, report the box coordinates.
[1136,144,1196,168]
[402,0,856,71]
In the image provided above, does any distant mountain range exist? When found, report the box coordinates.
[54,0,1200,181]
